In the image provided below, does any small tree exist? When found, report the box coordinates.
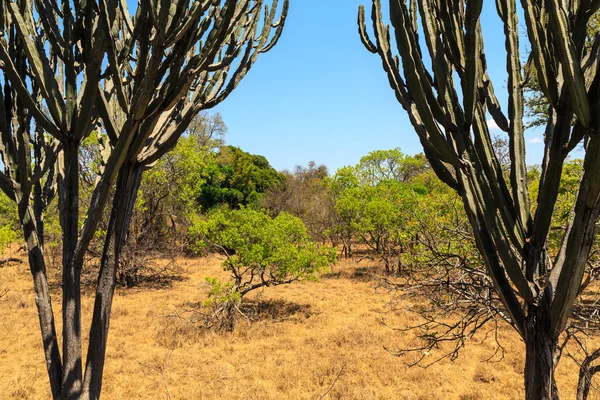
[189,207,335,330]
[333,179,422,272]
[359,1,600,398]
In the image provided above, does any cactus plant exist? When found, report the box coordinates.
[0,1,288,399]
[359,1,600,398]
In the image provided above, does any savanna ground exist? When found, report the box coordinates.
[0,248,597,399]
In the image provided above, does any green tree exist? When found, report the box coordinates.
[356,148,429,185]
[135,113,226,241]
[331,176,422,271]
[356,180,421,272]
[326,166,362,257]
[326,150,428,260]
[198,145,284,210]
[189,208,335,330]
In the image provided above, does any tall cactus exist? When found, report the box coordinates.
[359,1,600,399]
[0,1,288,399]
[83,2,289,399]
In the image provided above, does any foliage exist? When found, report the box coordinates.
[335,180,422,272]
[198,146,284,210]
[356,148,429,186]
[0,192,19,255]
[261,161,334,242]
[190,207,335,330]
[133,113,227,252]
[0,225,16,255]
[325,150,430,262]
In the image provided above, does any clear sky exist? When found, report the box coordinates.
[213,1,550,173]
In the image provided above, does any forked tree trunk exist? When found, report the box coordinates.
[81,163,142,400]
[59,141,83,400]
[524,306,559,400]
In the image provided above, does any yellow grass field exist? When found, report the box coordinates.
[0,252,597,399]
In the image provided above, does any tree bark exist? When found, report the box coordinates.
[20,203,62,400]
[524,306,559,400]
[59,141,82,399]
[81,163,142,400]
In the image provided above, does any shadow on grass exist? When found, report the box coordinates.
[239,298,313,323]
[321,265,381,282]
[48,265,187,294]
[159,298,315,346]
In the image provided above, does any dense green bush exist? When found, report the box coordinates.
[197,146,284,210]
[189,207,335,329]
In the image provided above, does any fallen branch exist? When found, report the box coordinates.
[0,257,22,267]
[319,363,346,400]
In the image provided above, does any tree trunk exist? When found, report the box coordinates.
[524,307,559,400]
[81,163,142,400]
[59,141,82,400]
[20,203,62,399]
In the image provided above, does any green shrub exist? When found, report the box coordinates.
[0,225,17,254]
[189,207,336,329]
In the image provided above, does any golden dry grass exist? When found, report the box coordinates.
[0,252,597,399]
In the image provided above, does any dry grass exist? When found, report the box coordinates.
[0,253,598,399]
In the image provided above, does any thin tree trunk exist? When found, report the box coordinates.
[81,163,142,400]
[524,306,559,400]
[20,203,62,399]
[59,141,82,399]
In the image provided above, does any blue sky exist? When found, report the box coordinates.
[213,0,550,173]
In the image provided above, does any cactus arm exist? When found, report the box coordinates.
[164,0,216,47]
[520,0,559,107]
[0,47,63,139]
[550,135,600,336]
[458,170,526,335]
[95,86,120,145]
[74,1,107,141]
[32,0,66,59]
[99,0,130,114]
[5,1,65,128]
[462,0,483,130]
[389,1,454,132]
[548,0,592,128]
[358,5,377,53]
[385,0,458,164]
[261,0,289,53]
[482,72,510,132]
[497,0,532,239]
